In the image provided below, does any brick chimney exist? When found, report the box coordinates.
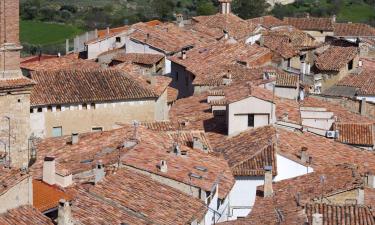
[0,0,23,77]
[57,199,74,225]
[312,213,323,225]
[219,0,232,14]
[264,165,273,197]
[43,156,56,185]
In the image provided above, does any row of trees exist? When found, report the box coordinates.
[20,0,270,29]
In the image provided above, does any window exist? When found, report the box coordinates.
[248,114,255,127]
[82,103,87,110]
[91,103,96,109]
[52,126,62,137]
[47,106,52,112]
[348,59,354,70]
[56,105,61,112]
[300,54,306,62]
[116,37,121,43]
[37,108,42,112]
[92,127,103,132]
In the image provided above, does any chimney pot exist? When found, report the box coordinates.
[57,199,74,225]
[71,133,79,145]
[159,160,168,173]
[264,166,273,197]
[312,213,323,225]
[300,147,308,163]
[94,160,105,184]
[43,156,56,185]
[181,50,187,60]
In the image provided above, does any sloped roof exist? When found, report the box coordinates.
[334,23,375,37]
[0,206,53,225]
[337,69,375,96]
[315,46,358,71]
[247,16,287,29]
[276,72,299,88]
[0,167,31,196]
[284,17,334,31]
[334,123,374,146]
[33,180,72,212]
[112,53,164,65]
[0,77,35,91]
[30,69,158,106]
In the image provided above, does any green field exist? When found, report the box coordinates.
[20,20,82,45]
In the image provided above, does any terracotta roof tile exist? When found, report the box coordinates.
[0,206,53,225]
[334,123,374,146]
[284,17,334,31]
[337,69,375,95]
[33,179,72,212]
[30,69,158,106]
[315,46,358,71]
[69,168,207,225]
[0,77,36,91]
[112,53,164,65]
[276,72,299,88]
[247,16,287,29]
[192,13,257,40]
[0,167,31,196]
[21,54,100,71]
[167,86,178,103]
[334,23,375,37]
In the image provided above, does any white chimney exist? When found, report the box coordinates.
[312,213,323,225]
[300,147,308,163]
[359,60,363,67]
[219,0,232,14]
[159,160,168,173]
[94,160,105,184]
[176,14,184,27]
[57,199,74,225]
[223,30,229,39]
[264,166,273,197]
[181,50,187,60]
[71,133,79,145]
[43,156,56,185]
[332,15,336,23]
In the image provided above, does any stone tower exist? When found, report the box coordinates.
[0,0,35,168]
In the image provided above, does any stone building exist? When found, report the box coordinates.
[30,69,170,138]
[0,0,35,168]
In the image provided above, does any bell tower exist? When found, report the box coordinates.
[0,0,35,168]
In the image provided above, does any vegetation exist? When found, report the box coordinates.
[272,0,375,25]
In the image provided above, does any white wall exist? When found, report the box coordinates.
[0,177,33,213]
[274,87,298,100]
[274,154,313,181]
[245,34,262,45]
[227,97,276,136]
[87,35,126,60]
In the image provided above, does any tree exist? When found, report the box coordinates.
[232,0,270,19]
[197,0,216,16]
[151,0,176,21]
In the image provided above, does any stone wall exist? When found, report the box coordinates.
[0,176,33,213]
[311,95,375,119]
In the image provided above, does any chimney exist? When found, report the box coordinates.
[176,14,184,27]
[259,36,265,47]
[264,165,273,197]
[312,213,323,225]
[193,137,207,153]
[300,147,308,163]
[106,27,110,36]
[181,49,187,60]
[57,199,74,225]
[365,173,375,188]
[332,15,336,23]
[43,156,56,185]
[306,13,310,18]
[159,160,168,173]
[360,98,367,115]
[71,133,79,145]
[223,30,229,39]
[150,76,157,86]
[359,60,363,67]
[94,160,105,184]
[357,188,365,204]
[173,143,181,156]
[219,0,232,14]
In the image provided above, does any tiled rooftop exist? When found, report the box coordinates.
[69,168,207,225]
[30,69,159,106]
[337,69,375,95]
[334,22,375,37]
[275,72,299,88]
[0,167,31,196]
[247,16,287,29]
[112,53,164,65]
[33,179,72,212]
[314,46,358,71]
[0,77,36,91]
[284,17,334,31]
[0,206,53,225]
[20,54,100,71]
[334,123,374,146]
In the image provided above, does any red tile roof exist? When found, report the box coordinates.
[97,25,130,39]
[192,13,257,40]
[21,54,100,71]
[284,17,334,31]
[334,23,375,37]
[334,123,374,146]
[69,168,207,225]
[276,72,299,88]
[315,46,358,71]
[112,53,164,65]
[167,86,178,103]
[262,34,299,59]
[247,16,287,29]
[0,167,31,196]
[337,69,375,95]
[215,126,277,176]
[0,206,53,225]
[0,77,36,91]
[30,69,159,106]
[33,179,72,212]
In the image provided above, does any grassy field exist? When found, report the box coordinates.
[20,20,83,45]
[337,1,375,23]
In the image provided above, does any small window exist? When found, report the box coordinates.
[300,54,306,62]
[47,106,52,112]
[37,108,42,113]
[82,103,87,110]
[92,127,103,132]
[348,59,354,70]
[17,99,21,103]
[56,105,61,112]
[52,126,62,137]
[248,114,255,127]
[91,103,96,109]
[116,37,121,43]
